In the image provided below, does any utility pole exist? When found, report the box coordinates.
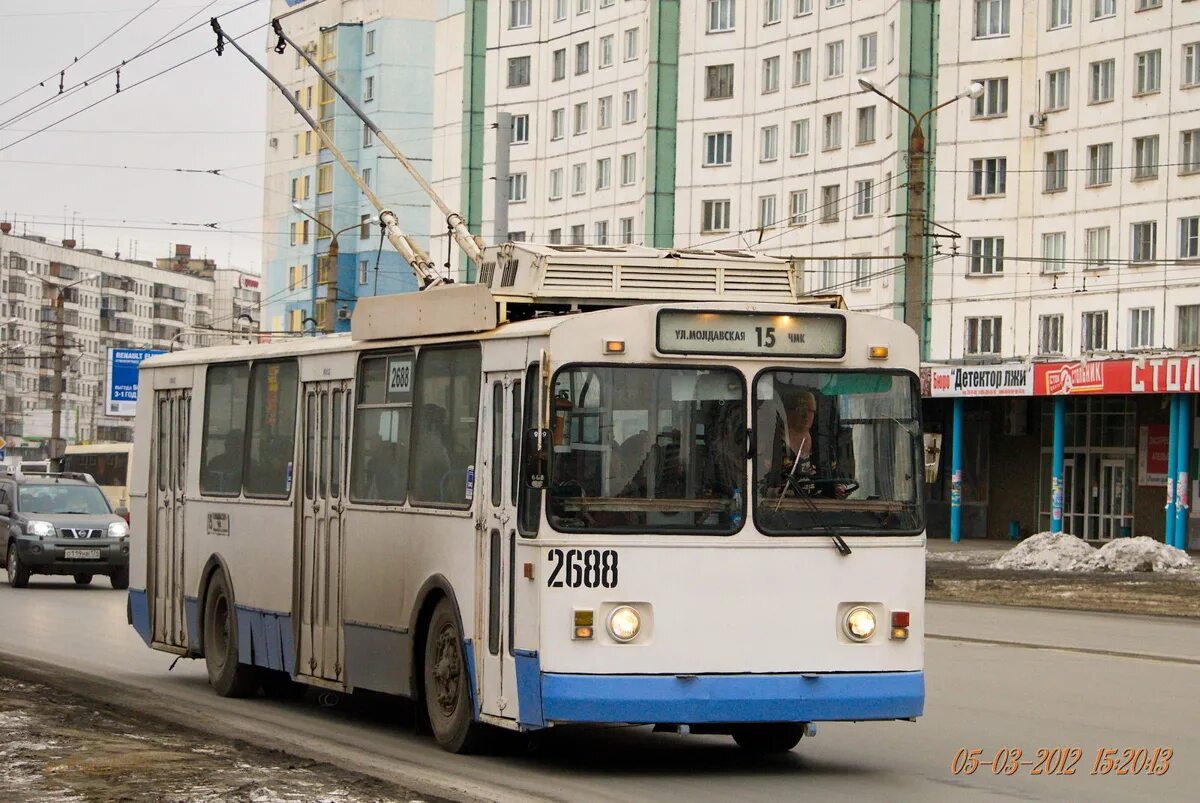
[49,285,66,468]
[325,234,339,334]
[494,112,512,248]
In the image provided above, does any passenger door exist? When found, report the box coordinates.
[296,381,351,686]
[478,371,523,719]
[150,388,190,652]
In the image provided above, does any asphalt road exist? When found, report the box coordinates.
[0,578,1196,802]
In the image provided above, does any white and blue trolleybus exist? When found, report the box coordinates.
[128,244,925,754]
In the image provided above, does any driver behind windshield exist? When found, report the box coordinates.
[759,387,851,499]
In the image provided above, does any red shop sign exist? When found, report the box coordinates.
[1034,356,1200,395]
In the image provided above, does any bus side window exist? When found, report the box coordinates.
[410,345,482,508]
[517,363,541,536]
[244,361,299,498]
[349,352,413,504]
[199,363,250,496]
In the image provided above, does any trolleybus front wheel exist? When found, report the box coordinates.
[423,598,488,753]
[730,723,804,755]
[202,571,257,698]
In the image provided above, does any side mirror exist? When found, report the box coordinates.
[0,503,9,517]
[522,428,550,490]
[115,506,130,523]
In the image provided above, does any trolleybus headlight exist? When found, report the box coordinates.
[607,605,641,642]
[25,520,56,538]
[108,521,130,539]
[844,606,877,642]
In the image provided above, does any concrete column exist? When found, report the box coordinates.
[1050,396,1066,534]
[950,398,964,543]
[1175,396,1192,548]
[1166,395,1179,547]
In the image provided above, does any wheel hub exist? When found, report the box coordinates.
[431,625,460,716]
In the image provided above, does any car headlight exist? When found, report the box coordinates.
[607,605,641,642]
[844,606,877,642]
[25,520,56,538]
[108,521,130,539]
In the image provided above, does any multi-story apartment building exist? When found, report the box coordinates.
[262,0,437,334]
[213,269,263,343]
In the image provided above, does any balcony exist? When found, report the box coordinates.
[101,274,133,292]
[152,303,184,322]
[152,284,187,303]
[101,317,134,335]
[49,262,81,281]
[101,294,131,312]
[7,278,26,295]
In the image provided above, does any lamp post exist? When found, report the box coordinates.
[293,204,363,333]
[856,79,984,351]
[48,275,92,466]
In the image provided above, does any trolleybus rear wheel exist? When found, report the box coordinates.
[423,598,487,753]
[731,723,804,754]
[203,571,257,698]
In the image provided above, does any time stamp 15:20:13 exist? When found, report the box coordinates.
[950,747,1173,777]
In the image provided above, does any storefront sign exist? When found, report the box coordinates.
[1138,425,1171,486]
[1035,356,1200,396]
[927,365,1033,397]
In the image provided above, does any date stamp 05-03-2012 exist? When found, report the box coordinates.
[951,747,1174,778]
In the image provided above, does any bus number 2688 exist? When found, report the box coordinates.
[547,548,618,588]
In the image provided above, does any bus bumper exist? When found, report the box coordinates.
[516,657,923,728]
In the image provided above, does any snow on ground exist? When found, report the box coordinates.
[991,532,1195,573]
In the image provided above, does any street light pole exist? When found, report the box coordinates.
[293,204,361,333]
[49,275,89,467]
[857,79,984,353]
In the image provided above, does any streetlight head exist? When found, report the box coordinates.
[965,82,986,100]
[857,78,877,93]
[291,202,304,214]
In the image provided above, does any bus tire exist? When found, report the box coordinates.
[202,571,256,698]
[6,543,30,588]
[73,573,93,585]
[110,567,129,590]
[423,598,487,753]
[731,724,804,755]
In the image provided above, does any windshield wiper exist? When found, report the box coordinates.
[778,449,852,557]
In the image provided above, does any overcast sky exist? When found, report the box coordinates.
[0,0,269,272]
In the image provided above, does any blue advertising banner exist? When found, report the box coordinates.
[106,348,165,417]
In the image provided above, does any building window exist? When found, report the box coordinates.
[358,260,369,285]
[549,227,562,244]
[1044,149,1068,192]
[621,152,636,185]
[508,56,531,87]
[1135,50,1161,95]
[969,157,1007,197]
[1085,226,1110,267]
[596,158,611,190]
[792,48,811,86]
[708,0,736,33]
[789,189,808,225]
[570,225,585,245]
[1049,0,1072,29]
[822,112,841,150]
[600,35,614,68]
[509,0,531,28]
[965,317,1002,355]
[827,0,845,7]
[1184,43,1200,88]
[853,256,870,289]
[362,167,371,189]
[550,108,565,140]
[796,0,813,15]
[1091,0,1115,19]
[758,195,777,228]
[1046,68,1070,111]
[317,163,333,194]
[1135,0,1161,10]
[1089,59,1114,103]
[1133,135,1159,179]
[825,41,844,78]
[508,231,527,243]
[363,75,375,102]
[1038,314,1063,355]
[858,33,877,72]
[571,163,586,195]
[508,172,527,202]
[883,171,893,213]
[702,200,732,233]
[506,115,528,146]
[619,217,634,244]
[1131,221,1157,262]
[554,0,567,20]
[820,184,839,222]
[552,49,566,81]
[1183,130,1200,174]
[764,0,782,24]
[578,0,590,14]
[704,132,733,166]
[1081,311,1108,352]
[968,237,1004,274]
[1086,143,1112,187]
[361,123,373,148]
[974,0,1009,38]
[573,102,588,135]
[760,125,779,161]
[365,29,376,55]
[1129,308,1155,350]
[762,56,780,93]
[821,259,839,291]
[624,28,639,61]
[1179,305,1200,348]
[971,77,1008,118]
[856,106,875,144]
[596,96,613,129]
[594,221,608,245]
[791,119,809,156]
[854,179,873,216]
[360,213,372,239]
[575,42,590,75]
[622,90,638,123]
[706,64,735,99]
[549,168,563,200]
[1181,216,1200,259]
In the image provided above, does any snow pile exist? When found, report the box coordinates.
[991,532,1096,571]
[1082,536,1195,573]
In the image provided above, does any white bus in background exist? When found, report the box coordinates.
[128,245,926,755]
[62,443,133,514]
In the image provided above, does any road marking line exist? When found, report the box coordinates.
[927,633,1200,666]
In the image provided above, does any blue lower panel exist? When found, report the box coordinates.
[129,588,152,646]
[540,670,924,724]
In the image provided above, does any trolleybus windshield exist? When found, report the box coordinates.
[547,365,746,534]
[752,369,924,535]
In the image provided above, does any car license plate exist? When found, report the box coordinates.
[64,548,101,560]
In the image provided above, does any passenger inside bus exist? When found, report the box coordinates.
[412,403,452,503]
[759,388,853,499]
[204,430,244,494]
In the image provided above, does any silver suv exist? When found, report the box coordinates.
[0,470,130,589]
